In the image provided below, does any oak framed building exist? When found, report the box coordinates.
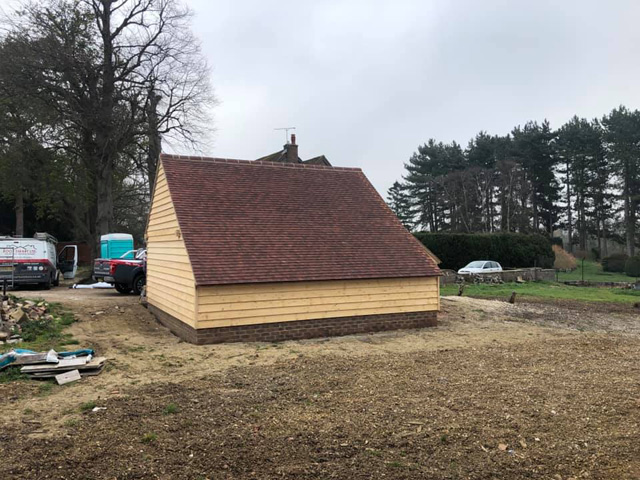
[145,153,441,344]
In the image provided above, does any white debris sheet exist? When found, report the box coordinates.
[71,282,114,289]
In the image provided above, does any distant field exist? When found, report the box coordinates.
[441,281,640,304]
[557,260,637,283]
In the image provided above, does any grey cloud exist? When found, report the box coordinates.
[183,0,640,195]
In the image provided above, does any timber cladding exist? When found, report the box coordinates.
[150,304,437,345]
[196,276,439,329]
[146,163,197,327]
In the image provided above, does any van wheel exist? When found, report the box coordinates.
[52,271,60,287]
[114,283,132,294]
[40,277,52,290]
[132,274,145,295]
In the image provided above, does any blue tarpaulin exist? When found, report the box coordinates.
[0,348,95,370]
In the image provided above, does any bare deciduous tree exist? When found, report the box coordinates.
[1,0,214,253]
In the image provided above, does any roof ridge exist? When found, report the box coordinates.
[160,153,361,172]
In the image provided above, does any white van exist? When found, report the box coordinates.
[0,233,78,289]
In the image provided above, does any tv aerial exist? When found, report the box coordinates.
[274,126,296,143]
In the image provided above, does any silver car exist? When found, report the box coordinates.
[458,260,503,274]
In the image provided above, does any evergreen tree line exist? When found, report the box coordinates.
[0,0,214,253]
[387,106,640,257]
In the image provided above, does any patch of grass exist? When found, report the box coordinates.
[614,289,640,297]
[440,434,449,444]
[23,408,34,415]
[557,260,638,283]
[387,461,404,468]
[0,300,77,354]
[164,403,179,415]
[37,382,54,396]
[0,368,29,383]
[141,432,158,444]
[79,400,97,412]
[442,281,640,305]
[64,418,79,427]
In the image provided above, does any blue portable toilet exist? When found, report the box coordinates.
[100,233,134,259]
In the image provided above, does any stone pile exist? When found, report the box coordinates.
[0,297,51,344]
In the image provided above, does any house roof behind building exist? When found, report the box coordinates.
[255,147,332,166]
[255,149,296,163]
[159,154,441,286]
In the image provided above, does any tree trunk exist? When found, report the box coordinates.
[14,190,24,237]
[566,159,572,253]
[531,192,539,232]
[499,187,507,231]
[486,182,493,232]
[578,193,586,252]
[95,159,114,247]
[94,0,116,254]
[146,88,162,195]
[624,158,635,256]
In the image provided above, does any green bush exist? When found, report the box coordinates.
[602,253,628,272]
[624,256,640,278]
[413,232,554,270]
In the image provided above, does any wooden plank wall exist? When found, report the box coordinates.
[196,276,439,329]
[146,162,198,327]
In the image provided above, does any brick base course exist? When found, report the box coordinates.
[149,305,437,345]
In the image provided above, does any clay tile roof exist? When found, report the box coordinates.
[160,154,441,286]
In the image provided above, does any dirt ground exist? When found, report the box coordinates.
[1,287,639,479]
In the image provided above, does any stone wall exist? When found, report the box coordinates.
[440,268,556,285]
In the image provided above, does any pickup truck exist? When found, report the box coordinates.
[93,249,146,295]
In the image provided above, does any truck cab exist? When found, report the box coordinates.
[93,234,146,294]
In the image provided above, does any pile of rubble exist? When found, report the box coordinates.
[455,273,505,285]
[0,297,51,344]
[0,296,106,385]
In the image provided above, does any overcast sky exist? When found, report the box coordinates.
[184,0,640,196]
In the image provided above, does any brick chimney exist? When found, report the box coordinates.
[285,133,299,163]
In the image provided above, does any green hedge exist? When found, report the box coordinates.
[624,256,640,277]
[413,232,555,270]
[602,253,628,272]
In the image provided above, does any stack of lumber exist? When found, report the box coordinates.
[21,356,106,381]
[1,348,106,385]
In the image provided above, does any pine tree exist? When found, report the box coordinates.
[511,120,559,233]
[601,106,640,256]
[386,181,415,230]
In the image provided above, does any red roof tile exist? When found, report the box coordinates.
[159,154,441,286]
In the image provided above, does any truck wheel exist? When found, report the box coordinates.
[114,283,132,294]
[132,274,145,296]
